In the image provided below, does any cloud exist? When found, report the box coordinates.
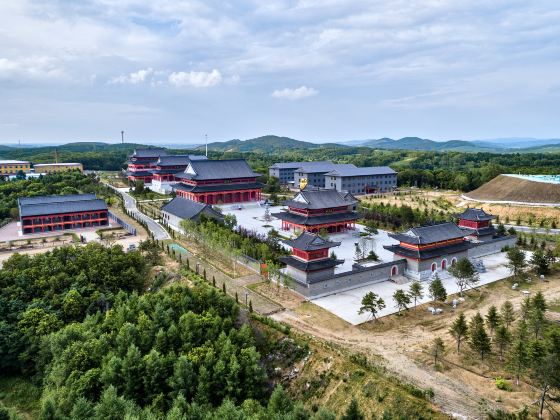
[0,56,65,80]
[168,69,222,88]
[272,86,318,100]
[110,68,154,84]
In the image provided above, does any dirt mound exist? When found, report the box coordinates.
[465,174,560,205]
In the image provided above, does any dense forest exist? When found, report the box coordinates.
[0,172,115,221]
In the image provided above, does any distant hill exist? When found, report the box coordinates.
[199,135,345,153]
[356,137,503,152]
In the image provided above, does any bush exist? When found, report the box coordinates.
[495,377,512,391]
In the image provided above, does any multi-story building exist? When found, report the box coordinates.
[33,163,83,174]
[269,161,331,185]
[150,154,208,193]
[293,162,357,189]
[18,194,108,234]
[324,166,397,194]
[161,197,224,232]
[272,186,359,233]
[454,208,496,241]
[0,160,31,176]
[173,159,262,204]
[126,148,168,183]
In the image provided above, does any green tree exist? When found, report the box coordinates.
[449,258,479,296]
[430,337,445,365]
[408,280,424,308]
[500,301,516,330]
[449,313,469,353]
[358,292,386,322]
[505,247,527,279]
[393,289,411,315]
[494,325,512,362]
[530,249,550,276]
[428,276,447,304]
[507,321,530,386]
[485,305,501,337]
[469,313,491,361]
[340,398,364,420]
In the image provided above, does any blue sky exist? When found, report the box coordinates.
[0,0,559,144]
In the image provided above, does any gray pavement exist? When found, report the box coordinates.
[105,184,170,241]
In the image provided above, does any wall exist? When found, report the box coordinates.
[289,259,407,298]
[468,236,517,258]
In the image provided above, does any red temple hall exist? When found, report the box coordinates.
[454,208,496,241]
[173,159,262,204]
[273,187,358,233]
[18,194,108,234]
[126,148,167,183]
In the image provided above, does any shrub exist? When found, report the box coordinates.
[495,377,512,391]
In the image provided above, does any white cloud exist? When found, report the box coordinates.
[272,86,318,100]
[0,56,65,80]
[168,69,222,88]
[110,68,154,84]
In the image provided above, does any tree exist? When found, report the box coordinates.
[505,247,527,279]
[507,321,530,386]
[393,289,411,315]
[408,280,424,308]
[530,249,550,276]
[494,325,512,362]
[496,223,506,236]
[430,337,445,365]
[485,305,501,337]
[358,292,386,322]
[428,276,447,304]
[500,301,516,330]
[469,313,491,361]
[340,398,364,420]
[532,352,560,419]
[448,258,479,296]
[449,313,468,353]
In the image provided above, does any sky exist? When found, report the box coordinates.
[0,0,559,144]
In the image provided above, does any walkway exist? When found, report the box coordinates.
[105,184,170,240]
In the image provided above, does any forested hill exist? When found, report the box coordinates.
[200,135,346,153]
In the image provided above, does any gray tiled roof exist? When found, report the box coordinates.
[272,211,358,225]
[173,182,262,193]
[325,166,397,177]
[284,188,357,210]
[389,222,468,245]
[453,208,495,221]
[178,159,260,180]
[283,232,340,250]
[279,256,343,272]
[130,148,167,158]
[19,194,107,217]
[270,160,334,169]
[156,154,207,166]
[295,162,355,174]
[384,240,471,259]
[161,197,223,221]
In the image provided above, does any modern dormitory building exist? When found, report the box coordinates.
[33,163,83,174]
[18,194,108,234]
[173,159,263,204]
[269,161,397,194]
[273,186,359,233]
[324,166,397,194]
[0,160,31,175]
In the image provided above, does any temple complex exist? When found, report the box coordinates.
[173,159,262,204]
[273,187,358,233]
[126,148,167,183]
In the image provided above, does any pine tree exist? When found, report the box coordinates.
[222,283,226,294]
[507,321,530,386]
[431,337,445,366]
[485,305,501,337]
[428,276,447,304]
[500,301,516,330]
[212,276,216,287]
[393,289,411,315]
[408,280,424,308]
[341,398,364,420]
[469,313,491,361]
[494,325,512,362]
[449,313,468,353]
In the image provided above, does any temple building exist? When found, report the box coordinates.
[161,197,224,232]
[173,159,262,204]
[454,208,496,241]
[273,187,359,233]
[384,222,471,279]
[280,232,343,285]
[126,148,167,183]
[18,194,108,234]
[150,154,208,193]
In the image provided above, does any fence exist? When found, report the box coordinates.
[108,211,137,235]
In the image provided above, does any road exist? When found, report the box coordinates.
[502,224,560,235]
[107,185,170,240]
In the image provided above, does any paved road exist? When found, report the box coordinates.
[107,185,170,241]
[502,224,560,235]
